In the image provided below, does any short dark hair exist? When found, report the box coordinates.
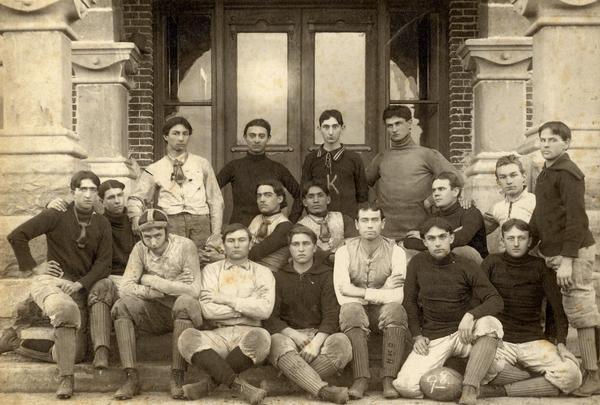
[420,217,453,239]
[244,118,271,137]
[357,202,385,220]
[501,218,530,236]
[434,171,463,189]
[287,224,318,245]
[383,105,412,122]
[222,223,252,242]
[538,121,571,142]
[255,179,287,209]
[70,170,100,191]
[98,179,125,199]
[162,116,192,137]
[318,109,344,126]
[302,180,330,198]
[495,154,525,178]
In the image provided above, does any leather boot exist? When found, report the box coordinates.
[231,376,267,405]
[56,375,74,400]
[113,368,140,400]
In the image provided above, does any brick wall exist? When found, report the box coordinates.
[448,0,478,167]
[123,0,154,167]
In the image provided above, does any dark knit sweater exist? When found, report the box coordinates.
[483,253,568,344]
[530,153,595,257]
[104,208,136,275]
[217,153,302,226]
[249,221,293,261]
[404,201,488,258]
[293,145,368,220]
[264,260,339,335]
[7,203,112,290]
[403,252,503,340]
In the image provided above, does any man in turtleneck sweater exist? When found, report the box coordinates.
[217,118,303,225]
[3,171,112,399]
[478,219,581,399]
[394,217,503,405]
[403,171,488,264]
[366,106,459,241]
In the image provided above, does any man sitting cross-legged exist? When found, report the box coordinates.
[478,219,581,398]
[178,223,275,405]
[111,209,203,400]
[394,217,504,405]
[263,225,352,403]
[333,203,409,399]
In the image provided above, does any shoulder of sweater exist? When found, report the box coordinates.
[548,154,584,180]
[249,260,274,277]
[170,233,196,249]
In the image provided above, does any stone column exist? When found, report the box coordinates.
[72,0,140,187]
[0,0,90,276]
[513,0,600,246]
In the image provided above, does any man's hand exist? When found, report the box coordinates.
[32,260,64,277]
[288,329,311,350]
[199,247,224,265]
[47,198,69,212]
[413,335,430,356]
[557,343,577,363]
[458,196,474,210]
[175,271,194,284]
[458,312,475,345]
[555,257,573,290]
[386,274,404,289]
[300,339,322,363]
[61,281,83,296]
[140,274,161,288]
[200,290,234,307]
[405,230,421,239]
[544,255,562,270]
[131,216,141,236]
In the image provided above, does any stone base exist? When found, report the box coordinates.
[85,156,138,192]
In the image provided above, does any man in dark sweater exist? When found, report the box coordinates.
[529,121,599,396]
[263,225,351,403]
[3,171,112,399]
[293,110,369,220]
[403,171,488,264]
[478,219,581,398]
[394,217,503,405]
[217,118,303,225]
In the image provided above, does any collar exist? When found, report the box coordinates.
[245,152,267,161]
[166,152,188,165]
[225,259,250,270]
[262,212,284,221]
[543,153,584,180]
[504,189,528,203]
[439,201,461,215]
[281,259,329,275]
[316,144,345,160]
[426,251,455,266]
[307,212,329,222]
[390,135,415,150]
[501,252,537,267]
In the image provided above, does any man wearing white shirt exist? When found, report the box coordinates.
[333,204,408,399]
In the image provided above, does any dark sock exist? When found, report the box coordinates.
[191,349,236,387]
[226,346,254,374]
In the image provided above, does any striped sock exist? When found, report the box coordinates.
[463,336,497,387]
[277,351,327,396]
[345,328,370,379]
[491,363,532,385]
[578,327,598,371]
[505,376,559,397]
[54,327,76,376]
[172,319,193,371]
[310,354,338,379]
[90,303,111,351]
[382,326,407,378]
[115,318,136,369]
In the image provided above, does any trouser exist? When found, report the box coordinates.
[393,316,503,398]
[168,213,211,250]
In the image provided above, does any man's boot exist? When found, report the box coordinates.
[231,376,267,405]
[318,385,349,404]
[0,328,20,354]
[56,375,74,400]
[90,302,112,369]
[183,377,217,400]
[170,369,185,400]
[114,368,140,400]
[573,327,600,396]
[573,369,600,397]
[345,328,370,399]
[381,326,406,399]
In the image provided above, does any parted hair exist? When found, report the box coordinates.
[221,223,252,242]
[302,179,330,198]
[255,179,287,209]
[538,121,571,142]
[501,218,530,236]
[357,202,385,220]
[162,116,192,136]
[70,170,100,190]
[244,118,271,137]
[318,109,344,126]
[495,154,525,177]
[383,105,412,122]
[287,224,318,244]
[420,217,453,239]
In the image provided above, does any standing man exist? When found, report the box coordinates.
[178,223,275,404]
[110,209,203,400]
[264,225,352,403]
[366,105,459,241]
[529,121,600,396]
[4,171,112,399]
[394,218,504,405]
[127,116,224,249]
[295,110,368,220]
[217,118,303,225]
[333,204,408,399]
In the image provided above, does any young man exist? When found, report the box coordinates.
[264,225,352,403]
[366,105,459,241]
[127,116,224,249]
[217,118,302,225]
[529,121,600,396]
[110,209,203,400]
[394,218,504,405]
[297,180,357,258]
[333,204,408,399]
[178,223,275,405]
[4,171,112,399]
[295,110,368,220]
[478,219,581,398]
[403,171,488,264]
[484,155,536,234]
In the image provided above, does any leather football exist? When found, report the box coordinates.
[419,366,463,401]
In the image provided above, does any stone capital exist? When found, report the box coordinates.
[512,0,600,35]
[72,42,140,89]
[459,37,532,83]
[0,0,91,39]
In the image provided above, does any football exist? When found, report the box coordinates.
[419,366,463,401]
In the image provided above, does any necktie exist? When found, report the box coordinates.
[256,219,271,241]
[172,160,186,185]
[319,218,331,243]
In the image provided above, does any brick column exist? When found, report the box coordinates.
[0,0,90,276]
